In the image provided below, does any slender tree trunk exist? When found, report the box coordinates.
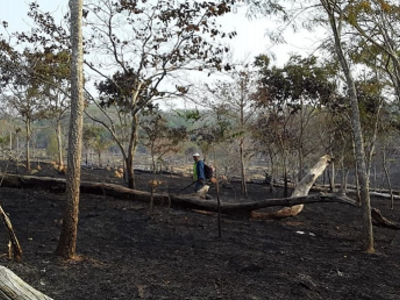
[98,151,101,167]
[56,0,84,259]
[212,144,222,238]
[322,0,374,252]
[25,120,31,171]
[282,152,289,198]
[149,142,156,213]
[0,203,22,262]
[339,156,349,193]
[239,137,247,196]
[329,162,335,192]
[125,115,139,189]
[9,132,12,152]
[343,169,349,192]
[56,120,63,166]
[268,152,276,194]
[298,148,303,183]
[125,156,135,189]
[382,144,394,209]
[298,100,305,182]
[90,150,94,165]
[341,61,374,252]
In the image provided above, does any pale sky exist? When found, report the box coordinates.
[1,1,322,110]
[2,1,68,31]
[1,1,318,66]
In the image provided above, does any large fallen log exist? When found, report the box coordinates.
[4,155,332,212]
[259,154,332,219]
[0,174,171,205]
[169,192,357,215]
[171,191,400,229]
[0,265,52,299]
[1,171,343,216]
[1,155,399,230]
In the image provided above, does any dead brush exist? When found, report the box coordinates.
[148,179,163,188]
[57,164,67,175]
[219,175,230,185]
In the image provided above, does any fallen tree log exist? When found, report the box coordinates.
[358,191,400,200]
[169,192,357,216]
[1,171,347,216]
[261,154,332,219]
[1,157,399,230]
[2,155,330,211]
[0,171,354,213]
[0,174,171,205]
[0,265,52,299]
[171,192,400,229]
[310,184,400,196]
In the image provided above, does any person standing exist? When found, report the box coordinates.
[192,153,205,192]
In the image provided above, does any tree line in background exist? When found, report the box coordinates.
[0,0,399,256]
[1,53,398,197]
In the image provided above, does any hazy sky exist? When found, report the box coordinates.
[1,1,317,66]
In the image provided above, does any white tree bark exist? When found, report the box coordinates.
[260,154,332,219]
[0,266,52,300]
[320,0,374,252]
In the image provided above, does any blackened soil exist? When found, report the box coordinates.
[0,161,400,300]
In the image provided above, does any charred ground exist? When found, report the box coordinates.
[0,161,399,300]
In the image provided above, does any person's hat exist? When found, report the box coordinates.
[193,153,200,157]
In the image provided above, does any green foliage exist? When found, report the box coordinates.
[176,109,202,123]
[254,54,337,112]
[83,125,111,151]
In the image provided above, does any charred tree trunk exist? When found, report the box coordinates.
[125,157,135,189]
[329,161,335,192]
[56,0,84,259]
